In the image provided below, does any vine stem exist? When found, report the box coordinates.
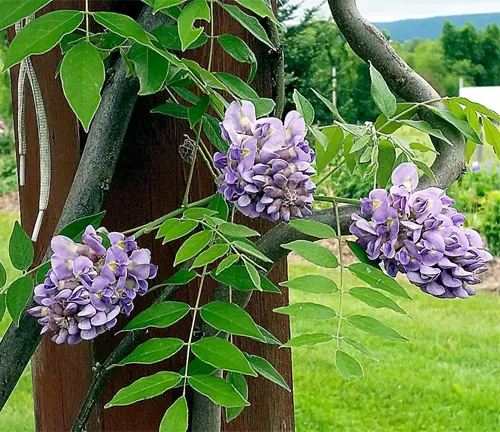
[313,195,360,205]
[334,202,344,348]
[208,0,215,72]
[183,265,209,395]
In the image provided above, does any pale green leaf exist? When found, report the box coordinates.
[211,265,280,293]
[335,350,364,381]
[200,301,265,341]
[484,117,500,159]
[342,336,379,362]
[93,12,153,46]
[349,263,411,299]
[219,222,260,238]
[225,373,247,423]
[105,372,181,407]
[6,276,34,326]
[117,338,185,366]
[188,375,250,407]
[215,254,239,275]
[128,43,169,96]
[217,34,257,82]
[177,0,210,51]
[246,354,290,391]
[349,287,407,314]
[315,125,344,174]
[347,315,409,342]
[234,0,278,23]
[283,333,334,347]
[274,302,336,320]
[289,219,335,239]
[192,244,229,268]
[192,337,256,376]
[369,62,397,117]
[157,219,198,242]
[376,139,396,188]
[243,259,261,290]
[280,274,338,294]
[61,41,105,132]
[4,10,84,70]
[233,240,273,263]
[9,221,34,271]
[292,89,314,125]
[174,230,213,266]
[281,240,338,268]
[160,396,188,432]
[0,0,52,31]
[123,301,191,331]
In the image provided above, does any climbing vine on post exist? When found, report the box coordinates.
[0,0,498,431]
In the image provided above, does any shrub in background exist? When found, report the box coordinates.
[481,190,500,256]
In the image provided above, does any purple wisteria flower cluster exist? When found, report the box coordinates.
[214,100,316,222]
[350,163,492,299]
[28,226,157,344]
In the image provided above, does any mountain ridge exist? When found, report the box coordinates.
[373,12,500,41]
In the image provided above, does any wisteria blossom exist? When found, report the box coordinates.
[350,163,492,299]
[214,100,316,222]
[28,226,157,344]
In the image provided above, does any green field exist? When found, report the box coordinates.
[0,214,499,431]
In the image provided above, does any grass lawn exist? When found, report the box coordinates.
[290,264,500,432]
[0,213,499,431]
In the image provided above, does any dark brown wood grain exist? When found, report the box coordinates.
[11,1,294,430]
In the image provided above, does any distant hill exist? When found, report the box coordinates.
[374,13,500,41]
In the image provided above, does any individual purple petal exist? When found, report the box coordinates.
[391,162,419,192]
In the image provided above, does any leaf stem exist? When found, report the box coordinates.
[183,265,209,395]
[316,159,345,187]
[123,194,216,236]
[85,0,90,42]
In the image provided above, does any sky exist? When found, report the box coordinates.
[288,0,500,22]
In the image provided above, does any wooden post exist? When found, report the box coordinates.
[10,1,294,431]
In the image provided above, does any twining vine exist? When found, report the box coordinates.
[0,0,498,431]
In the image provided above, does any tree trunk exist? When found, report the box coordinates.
[10,1,294,430]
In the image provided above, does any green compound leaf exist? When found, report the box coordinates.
[348,263,411,299]
[219,3,274,49]
[117,338,185,366]
[192,337,256,376]
[274,303,336,320]
[4,10,84,70]
[349,287,408,315]
[6,276,34,326]
[174,230,213,266]
[9,221,34,271]
[281,240,338,268]
[280,275,338,295]
[177,0,210,51]
[211,265,280,293]
[123,301,190,331]
[335,350,364,381]
[347,315,409,342]
[160,395,188,432]
[225,373,248,423]
[105,371,181,408]
[188,375,250,408]
[283,333,334,348]
[369,62,397,117]
[61,41,105,132]
[200,301,265,341]
[292,89,315,125]
[245,354,290,391]
[289,219,335,239]
[346,242,381,269]
[429,106,482,145]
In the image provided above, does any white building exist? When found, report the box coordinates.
[459,86,500,116]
